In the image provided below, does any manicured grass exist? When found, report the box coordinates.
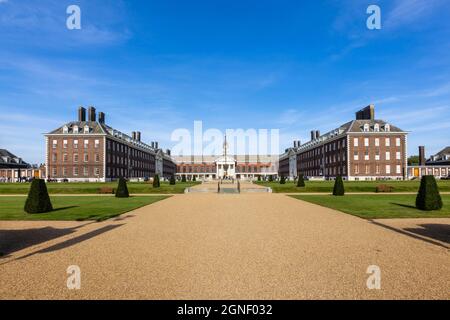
[291,194,450,219]
[0,181,200,195]
[256,180,450,193]
[0,196,169,221]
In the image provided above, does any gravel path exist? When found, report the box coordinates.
[0,193,449,299]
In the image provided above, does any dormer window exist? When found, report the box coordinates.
[84,125,90,133]
[384,124,390,132]
[363,124,370,132]
[63,125,69,134]
[73,125,79,133]
[374,124,380,132]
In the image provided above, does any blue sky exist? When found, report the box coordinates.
[0,0,449,163]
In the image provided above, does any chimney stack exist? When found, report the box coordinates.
[298,140,301,147]
[294,141,297,148]
[136,131,141,142]
[98,112,105,124]
[155,142,159,149]
[151,142,155,148]
[78,107,86,122]
[166,149,171,156]
[419,146,426,166]
[311,130,315,141]
[315,130,320,140]
[356,104,375,120]
[88,106,96,122]
[132,131,136,140]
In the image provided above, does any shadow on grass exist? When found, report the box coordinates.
[52,206,79,212]
[390,202,417,209]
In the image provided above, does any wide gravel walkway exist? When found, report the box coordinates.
[0,193,449,299]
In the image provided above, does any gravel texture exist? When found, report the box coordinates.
[0,193,449,299]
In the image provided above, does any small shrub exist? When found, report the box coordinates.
[416,175,443,211]
[333,176,345,196]
[268,175,274,182]
[257,176,261,182]
[375,184,394,193]
[153,174,160,188]
[280,176,286,184]
[297,174,305,187]
[181,175,187,183]
[170,175,176,185]
[24,179,53,213]
[115,178,129,198]
[193,175,197,182]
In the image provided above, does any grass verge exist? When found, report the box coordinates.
[0,195,169,221]
[290,194,450,219]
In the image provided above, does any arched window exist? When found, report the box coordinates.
[63,125,69,133]
[374,124,380,132]
[84,125,90,133]
[384,124,390,132]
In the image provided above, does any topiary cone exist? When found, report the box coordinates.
[116,177,129,198]
[297,174,305,187]
[416,175,443,211]
[333,175,345,196]
[24,179,53,213]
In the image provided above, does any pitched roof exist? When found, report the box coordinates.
[347,119,405,133]
[0,149,30,168]
[435,146,450,156]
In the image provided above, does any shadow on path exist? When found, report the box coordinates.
[15,224,124,261]
[370,220,449,249]
[0,224,85,257]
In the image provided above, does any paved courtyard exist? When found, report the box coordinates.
[0,193,449,299]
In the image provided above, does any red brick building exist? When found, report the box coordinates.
[45,107,176,182]
[288,105,408,180]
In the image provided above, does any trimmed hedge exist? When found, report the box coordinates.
[416,175,443,211]
[333,176,345,196]
[280,176,286,184]
[115,178,129,198]
[24,179,53,214]
[169,175,176,185]
[297,174,305,187]
[181,175,187,183]
[153,174,160,188]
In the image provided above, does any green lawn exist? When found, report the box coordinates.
[0,181,200,195]
[256,180,450,193]
[0,196,169,221]
[291,194,450,219]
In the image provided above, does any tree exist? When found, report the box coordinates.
[115,177,129,198]
[24,179,53,213]
[181,175,187,183]
[297,174,305,187]
[280,176,286,184]
[333,176,345,196]
[153,174,160,188]
[416,175,443,211]
[408,155,420,166]
[170,175,176,185]
[193,175,196,182]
